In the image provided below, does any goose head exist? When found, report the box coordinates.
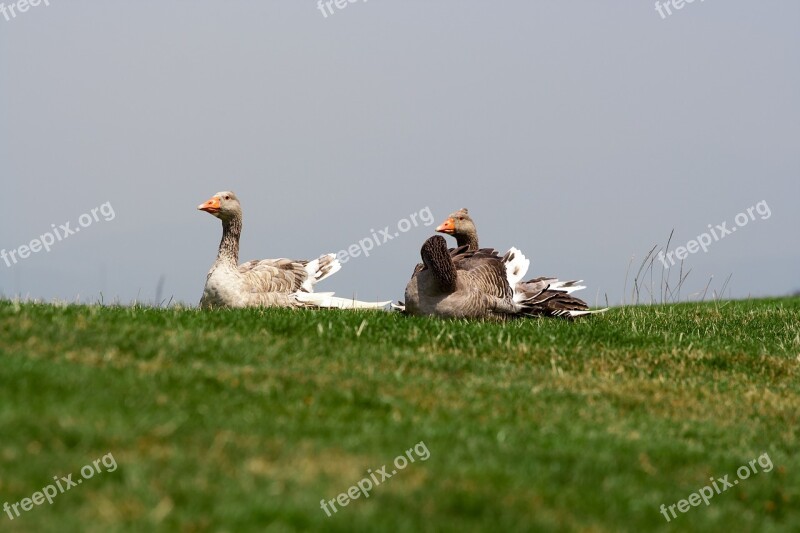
[436,208,478,248]
[436,208,475,236]
[198,191,242,222]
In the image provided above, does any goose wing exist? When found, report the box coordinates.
[238,254,340,295]
[514,276,591,317]
[456,249,514,300]
[238,259,310,293]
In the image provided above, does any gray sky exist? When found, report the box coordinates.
[1,1,798,306]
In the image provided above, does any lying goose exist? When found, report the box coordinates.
[404,236,526,319]
[435,208,603,317]
[198,191,389,310]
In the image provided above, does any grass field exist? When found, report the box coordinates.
[0,298,798,532]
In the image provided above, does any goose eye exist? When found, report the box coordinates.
[224,195,230,200]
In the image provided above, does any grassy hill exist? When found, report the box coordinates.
[0,298,798,532]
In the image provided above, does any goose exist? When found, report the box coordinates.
[197,191,389,310]
[403,236,528,319]
[435,208,604,317]
[404,236,577,319]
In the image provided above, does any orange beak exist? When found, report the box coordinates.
[436,218,455,234]
[198,196,221,214]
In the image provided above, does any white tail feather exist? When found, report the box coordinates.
[564,308,608,317]
[504,247,530,289]
[549,280,586,294]
[301,253,342,292]
[295,292,390,310]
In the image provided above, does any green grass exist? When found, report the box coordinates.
[1,298,798,532]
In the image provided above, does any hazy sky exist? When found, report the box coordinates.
[1,1,797,306]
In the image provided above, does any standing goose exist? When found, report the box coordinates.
[198,191,389,309]
[435,208,603,318]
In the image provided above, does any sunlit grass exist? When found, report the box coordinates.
[0,298,798,532]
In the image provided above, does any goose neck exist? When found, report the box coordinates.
[456,230,479,251]
[422,240,458,293]
[216,217,241,266]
